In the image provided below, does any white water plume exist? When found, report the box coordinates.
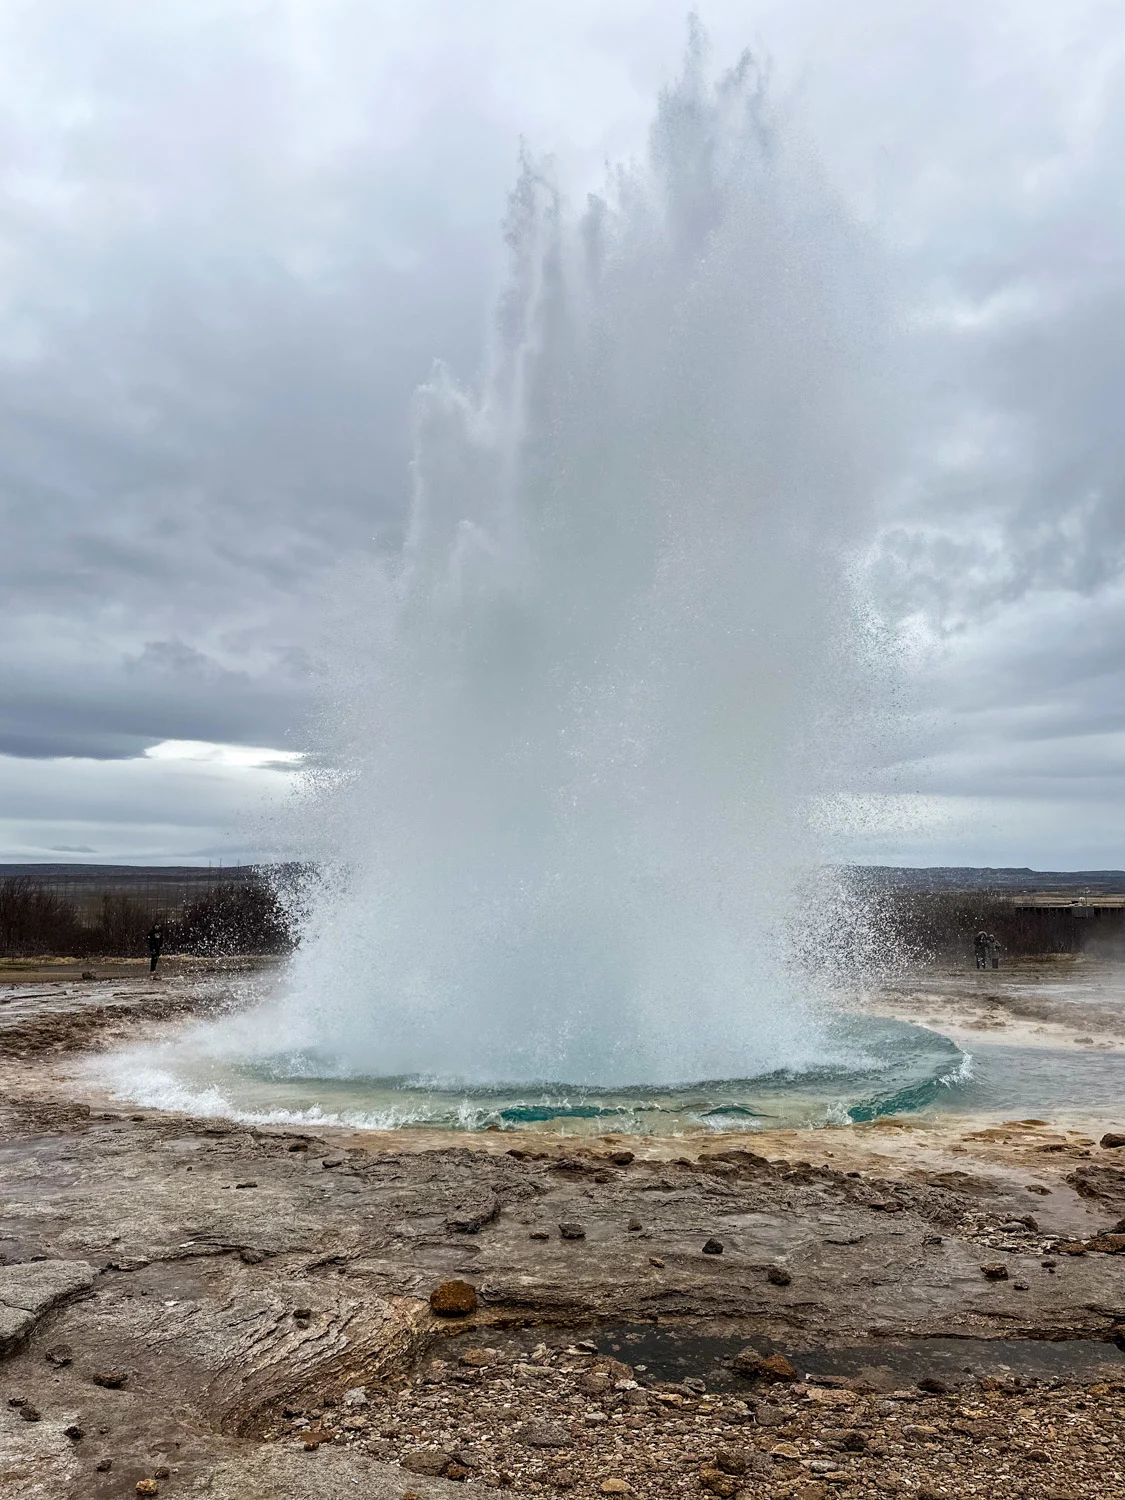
[242,36,889,1087]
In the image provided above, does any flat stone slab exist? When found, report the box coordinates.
[0,1261,94,1354]
[0,1304,35,1349]
[0,1260,94,1315]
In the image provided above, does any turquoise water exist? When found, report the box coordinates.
[108,1013,972,1134]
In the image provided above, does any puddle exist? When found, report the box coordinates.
[451,1322,1125,1391]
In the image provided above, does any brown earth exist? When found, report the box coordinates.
[1,975,1124,1499]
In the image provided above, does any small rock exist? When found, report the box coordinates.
[1087,1233,1125,1253]
[1099,1133,1125,1149]
[19,1406,41,1422]
[699,1473,738,1498]
[233,1181,258,1189]
[321,1155,346,1168]
[917,1376,949,1393]
[447,1195,501,1234]
[529,1230,550,1241]
[601,1480,630,1494]
[293,1307,313,1319]
[713,1446,751,1475]
[980,1262,1009,1280]
[45,1344,73,1367]
[7,1397,27,1406]
[552,1471,577,1490]
[822,1428,865,1451]
[627,1218,642,1232]
[401,1448,454,1476]
[579,1372,612,1396]
[136,1483,159,1497]
[767,1265,791,1285]
[429,1279,478,1316]
[593,1171,612,1183]
[702,1238,724,1255]
[733,1347,797,1382]
[63,1424,84,1440]
[519,1421,572,1447]
[445,1463,470,1481]
[458,1348,497,1368]
[300,1428,335,1448]
[81,970,96,980]
[95,1459,112,1472]
[648,1256,664,1268]
[559,1222,586,1240]
[610,1150,635,1165]
[154,1468,170,1480]
[240,1247,265,1265]
[90,1369,128,1388]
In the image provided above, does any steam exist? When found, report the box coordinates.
[242,33,888,1085]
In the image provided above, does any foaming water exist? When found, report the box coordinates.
[183,35,894,1096]
[96,1014,968,1135]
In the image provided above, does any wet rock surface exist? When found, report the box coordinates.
[3,976,1125,1496]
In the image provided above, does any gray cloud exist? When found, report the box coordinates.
[2,1,1125,862]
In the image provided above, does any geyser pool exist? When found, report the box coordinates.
[102,1013,968,1134]
[160,34,901,1107]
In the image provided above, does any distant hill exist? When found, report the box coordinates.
[855,867,1125,895]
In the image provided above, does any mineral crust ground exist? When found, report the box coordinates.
[1,966,1124,1499]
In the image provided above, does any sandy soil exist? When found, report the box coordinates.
[858,958,1125,1056]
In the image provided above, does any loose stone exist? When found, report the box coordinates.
[519,1421,572,1447]
[401,1448,454,1476]
[702,1237,724,1254]
[429,1279,478,1316]
[559,1222,586,1240]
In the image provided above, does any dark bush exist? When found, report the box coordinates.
[86,893,153,957]
[172,879,294,956]
[878,887,1125,962]
[0,873,295,958]
[0,879,83,956]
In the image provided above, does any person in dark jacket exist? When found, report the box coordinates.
[146,922,165,975]
[973,930,990,970]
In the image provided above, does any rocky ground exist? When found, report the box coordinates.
[1,971,1125,1499]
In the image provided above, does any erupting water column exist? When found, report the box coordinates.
[268,39,885,1089]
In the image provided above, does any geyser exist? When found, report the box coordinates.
[212,38,890,1093]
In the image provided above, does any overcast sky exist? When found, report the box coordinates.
[2,0,1125,868]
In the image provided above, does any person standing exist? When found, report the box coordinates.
[146,922,165,976]
[973,930,990,970]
